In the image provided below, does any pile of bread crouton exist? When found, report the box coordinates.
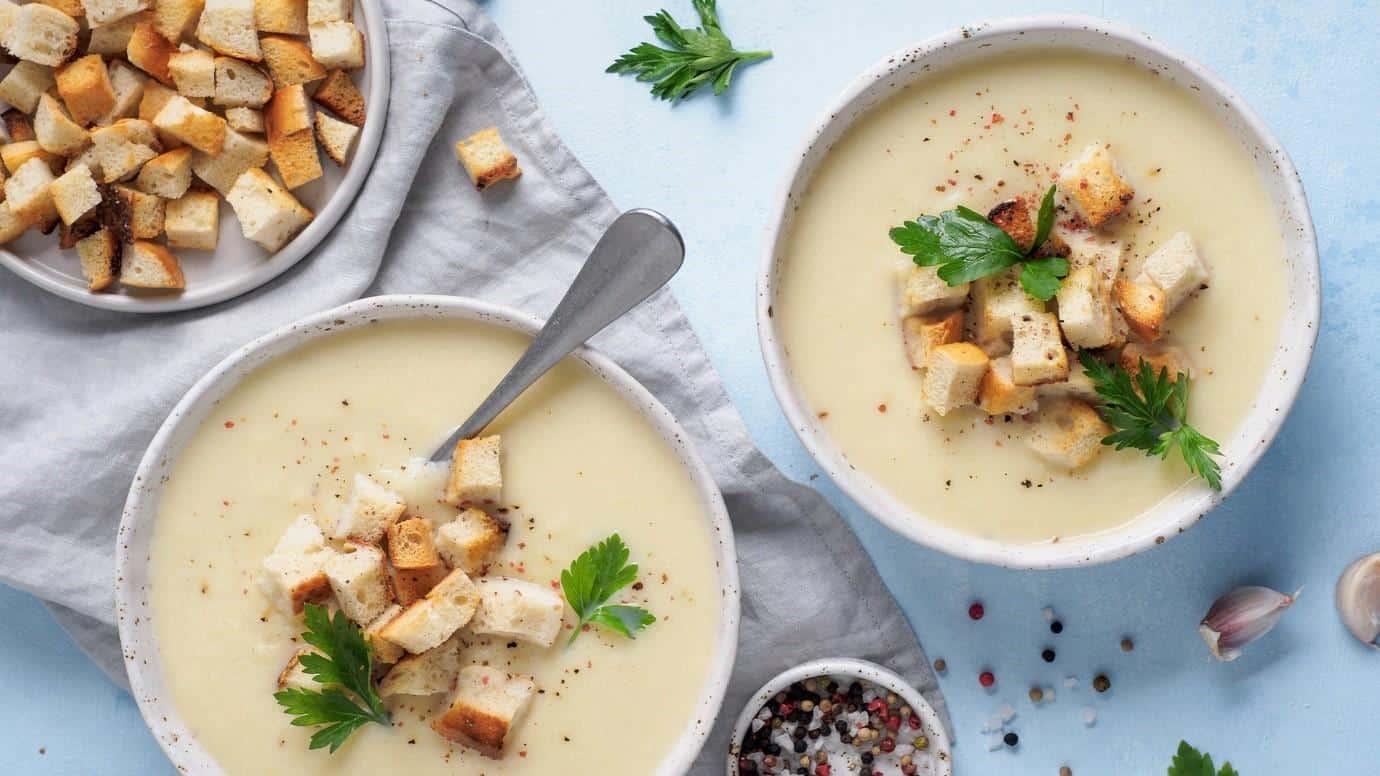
[0,0,367,292]
[898,142,1210,470]
[265,435,561,759]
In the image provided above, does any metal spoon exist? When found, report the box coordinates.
[429,209,685,462]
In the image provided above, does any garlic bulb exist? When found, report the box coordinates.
[1335,553,1380,648]
[1198,585,1298,661]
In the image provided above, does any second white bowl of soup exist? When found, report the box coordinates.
[117,296,738,774]
[759,17,1319,568]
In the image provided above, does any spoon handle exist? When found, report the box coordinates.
[430,209,685,461]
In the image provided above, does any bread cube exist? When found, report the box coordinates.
[152,0,204,43]
[190,127,267,193]
[900,308,963,370]
[4,157,58,226]
[977,356,1038,416]
[1024,398,1110,470]
[87,12,149,55]
[97,61,149,126]
[1119,342,1192,381]
[135,146,192,198]
[363,604,404,665]
[214,56,273,108]
[986,197,1037,252]
[168,46,215,98]
[8,5,80,67]
[260,34,326,88]
[74,227,121,290]
[91,122,159,182]
[1113,277,1166,343]
[312,69,364,125]
[1056,266,1120,349]
[387,517,441,571]
[896,263,968,318]
[921,342,988,416]
[314,110,357,166]
[1036,353,1102,404]
[163,188,219,249]
[137,81,183,147]
[127,22,178,85]
[119,239,183,288]
[434,507,506,576]
[33,93,89,156]
[306,0,347,23]
[227,167,312,251]
[1010,312,1068,386]
[80,0,152,26]
[3,110,38,143]
[454,126,520,190]
[332,473,405,544]
[444,435,502,507]
[324,541,394,625]
[308,20,364,70]
[0,203,27,246]
[972,268,1043,353]
[49,163,101,225]
[390,565,449,607]
[261,513,335,613]
[1139,232,1208,313]
[153,94,227,154]
[114,184,165,238]
[468,577,566,648]
[1063,230,1125,285]
[1,141,62,175]
[0,62,57,114]
[196,0,262,60]
[266,82,312,135]
[1057,143,1134,228]
[255,0,307,34]
[378,568,480,654]
[266,129,320,189]
[431,666,537,758]
[275,648,316,691]
[0,0,18,34]
[378,635,462,698]
[55,54,116,125]
[224,106,264,133]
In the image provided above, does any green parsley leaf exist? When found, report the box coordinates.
[1168,741,1240,776]
[560,534,655,645]
[1079,353,1224,490]
[890,185,1067,298]
[608,0,771,102]
[274,604,390,753]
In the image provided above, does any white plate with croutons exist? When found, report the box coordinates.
[0,0,389,312]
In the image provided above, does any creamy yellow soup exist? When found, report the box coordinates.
[149,318,721,774]
[775,50,1286,543]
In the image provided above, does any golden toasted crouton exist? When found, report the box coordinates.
[152,94,227,154]
[138,80,185,148]
[267,128,321,189]
[75,227,121,290]
[87,12,152,56]
[254,0,306,34]
[163,189,219,250]
[1024,398,1110,470]
[1138,232,1209,313]
[114,184,165,238]
[388,517,442,571]
[978,356,1039,416]
[1011,311,1068,386]
[224,106,264,133]
[987,197,1036,252]
[260,34,326,88]
[1,141,62,175]
[33,92,90,156]
[306,0,347,23]
[324,541,394,625]
[896,263,967,318]
[265,83,312,134]
[196,0,261,61]
[1057,143,1134,228]
[55,54,117,125]
[262,513,336,613]
[90,120,160,182]
[135,146,193,199]
[311,69,364,125]
[900,308,964,370]
[4,109,39,143]
[922,342,989,416]
[455,127,520,190]
[434,507,507,576]
[152,0,205,43]
[1037,352,1103,405]
[0,62,58,114]
[444,435,502,507]
[1113,277,1166,343]
[0,203,29,245]
[97,61,149,126]
[120,239,183,288]
[1056,266,1120,350]
[378,569,480,654]
[389,565,449,607]
[49,163,102,225]
[3,157,58,226]
[431,666,537,758]
[213,56,273,108]
[81,0,152,27]
[8,5,80,68]
[225,168,310,250]
[363,605,404,665]
[127,22,178,85]
[468,577,565,648]
[35,0,85,18]
[313,110,356,165]
[1119,342,1192,382]
[972,268,1044,354]
[307,20,364,70]
[189,127,267,193]
[378,635,462,698]
[168,46,215,98]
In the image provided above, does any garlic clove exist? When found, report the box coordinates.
[1335,553,1380,648]
[1198,585,1299,661]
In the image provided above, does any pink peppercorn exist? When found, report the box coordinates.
[908,714,922,729]
[880,738,896,753]
[979,671,995,688]
[886,715,901,731]
[868,699,886,713]
[816,766,831,776]
[968,602,985,620]
[778,702,794,716]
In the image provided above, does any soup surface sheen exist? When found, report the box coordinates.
[149,318,720,774]
[776,50,1286,543]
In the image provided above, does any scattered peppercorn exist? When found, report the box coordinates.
[932,658,946,673]
[1120,637,1134,652]
[1004,732,1019,747]
[1061,767,1073,776]
[968,602,985,620]
[979,670,995,688]
[1042,648,1056,663]
[1093,675,1111,693]
[1050,620,1064,634]
[1028,687,1044,703]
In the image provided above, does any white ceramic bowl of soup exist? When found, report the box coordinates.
[758,16,1320,569]
[116,295,739,774]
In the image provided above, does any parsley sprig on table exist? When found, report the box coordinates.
[1168,741,1239,776]
[274,604,390,753]
[561,534,656,645]
[890,185,1069,300]
[1079,352,1223,491]
[608,0,772,102]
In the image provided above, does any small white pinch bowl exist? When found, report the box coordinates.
[756,15,1321,569]
[726,657,952,776]
[116,295,740,774]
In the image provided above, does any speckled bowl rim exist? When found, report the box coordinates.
[0,0,391,313]
[756,15,1321,569]
[725,657,953,776]
[115,294,740,774]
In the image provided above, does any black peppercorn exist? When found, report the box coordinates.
[1042,648,1056,663]
[1050,620,1064,634]
[1004,732,1019,747]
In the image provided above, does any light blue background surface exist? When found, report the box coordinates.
[3,1,1376,773]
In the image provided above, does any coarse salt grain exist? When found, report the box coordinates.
[985,732,1005,751]
[1042,607,1056,622]
[1063,676,1079,689]
[1081,707,1098,727]
[998,704,1016,722]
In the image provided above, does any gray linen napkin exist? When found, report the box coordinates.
[0,0,948,769]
